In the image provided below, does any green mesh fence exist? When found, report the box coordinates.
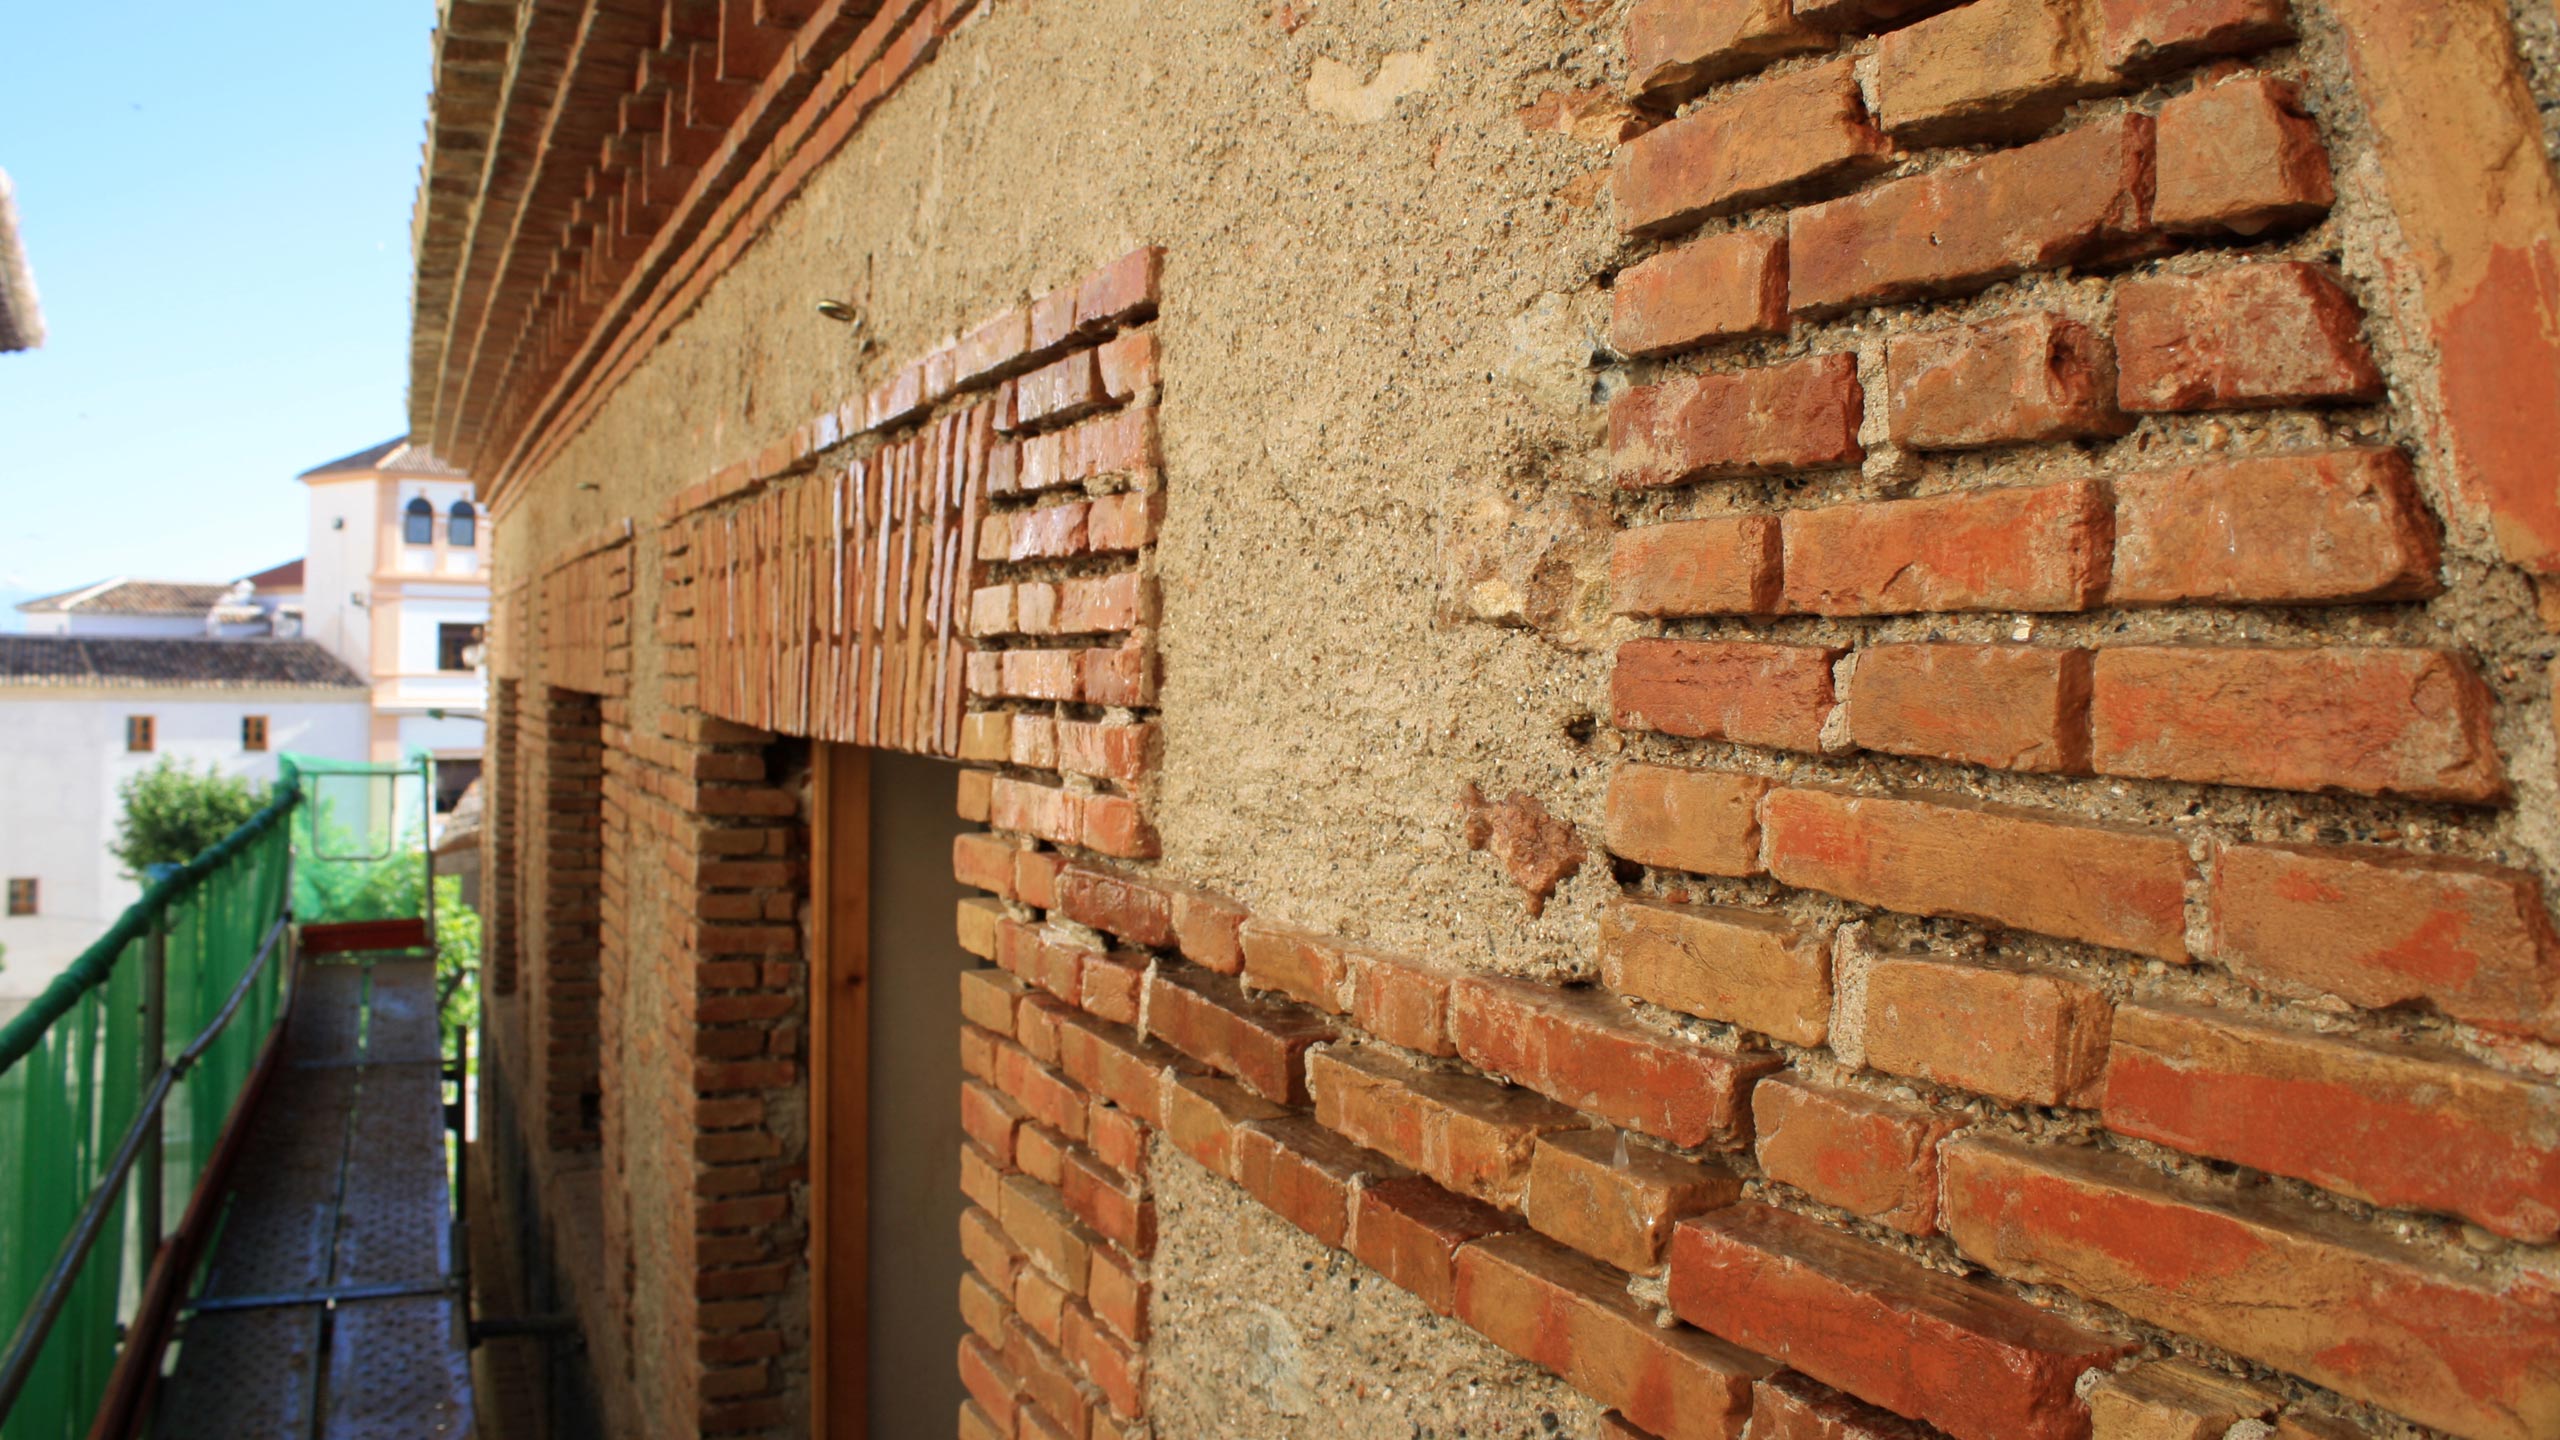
[289,757,430,926]
[0,776,296,1440]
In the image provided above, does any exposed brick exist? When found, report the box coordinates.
[1065,1301,1146,1417]
[1145,964,1334,1105]
[1886,313,2130,450]
[1612,353,1864,488]
[961,1205,1026,1290]
[1605,764,1771,878]
[1346,947,1459,1057]
[1610,638,1845,753]
[1873,0,2112,146]
[1056,719,1156,785]
[1161,1071,1288,1175]
[1307,1043,1582,1207]
[2208,842,2560,1041]
[1670,1203,2132,1440]
[2093,0,2291,75]
[1088,1243,1148,1343]
[1050,1011,1181,1125]
[998,1173,1094,1291]
[1240,920,1354,1012]
[1348,1175,1520,1315]
[1076,245,1162,332]
[1230,1115,1395,1247]
[1788,114,2153,315]
[2088,645,2505,802]
[2116,262,2384,412]
[1611,514,1783,618]
[2108,448,2440,606]
[1761,787,2192,960]
[1625,0,1836,104]
[1451,975,1781,1148]
[1078,948,1148,1026]
[1845,643,2092,773]
[2102,1002,2560,1241]
[1863,953,2112,1107]
[1526,1127,1746,1272]
[960,966,1029,1035]
[1056,864,1176,950]
[1750,1370,1941,1440]
[1780,480,2111,615]
[954,832,1018,896]
[1612,230,1789,359]
[1087,1099,1147,1175]
[1751,1077,1960,1236]
[2085,1362,2279,1440]
[961,1141,1005,1216]
[958,1335,1023,1435]
[1016,850,1063,910]
[1456,1232,1770,1440]
[2156,74,2333,235]
[1616,59,1891,236]
[1061,1146,1155,1258]
[1600,896,1832,1046]
[962,1079,1027,1162]
[1169,884,1249,975]
[1942,1135,2560,1440]
[957,897,1004,959]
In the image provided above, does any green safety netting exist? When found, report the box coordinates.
[288,754,433,926]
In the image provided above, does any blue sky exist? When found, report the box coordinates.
[0,3,437,625]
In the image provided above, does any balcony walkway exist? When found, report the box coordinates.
[151,953,473,1439]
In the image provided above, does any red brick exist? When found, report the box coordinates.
[1788,114,2153,315]
[1079,949,1148,1026]
[1065,1302,1145,1418]
[1750,1370,1941,1440]
[2102,1001,2560,1241]
[1005,501,1091,562]
[1670,1203,2131,1440]
[1611,514,1783,618]
[1605,764,1770,878]
[1625,0,1835,104]
[1751,1077,1959,1236]
[1087,791,1151,860]
[1061,1147,1155,1258]
[996,1044,1089,1140]
[1229,1115,1395,1248]
[1161,1071,1287,1176]
[1345,947,1458,1057]
[1873,0,2113,146]
[1144,964,1334,1104]
[1862,953,2111,1107]
[2116,262,2383,412]
[1049,1011,1181,1125]
[2084,1362,2278,1440]
[1087,1099,1147,1175]
[1015,850,1063,910]
[998,1173,1095,1291]
[1079,638,1157,711]
[1017,1122,1068,1187]
[1451,975,1781,1148]
[1609,638,1844,753]
[1761,786,2192,960]
[1845,643,2092,773]
[1086,489,1161,553]
[1613,230,1789,359]
[2156,74,2332,235]
[954,832,1018,895]
[1240,920,1353,1012]
[1611,352,1864,487]
[2108,448,2440,606]
[1616,59,1889,236]
[961,1142,1005,1216]
[2208,843,2560,1041]
[1780,480,2111,615]
[2088,645,2505,802]
[1885,313,2130,450]
[958,307,1031,387]
[1003,1318,1087,1439]
[1088,1243,1149,1342]
[959,966,1028,1035]
[1456,1232,1770,1440]
[958,1335,1024,1435]
[1056,864,1176,950]
[1525,1127,1745,1272]
[1164,884,1247,975]
[2093,0,2291,74]
[1076,245,1162,332]
[1307,1043,1582,1207]
[961,1205,1025,1290]
[962,1079,1027,1162]
[1348,1175,1519,1315]
[1056,719,1156,784]
[1941,1135,2560,1440]
[1600,896,1831,1046]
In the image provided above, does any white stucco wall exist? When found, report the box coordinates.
[302,478,380,676]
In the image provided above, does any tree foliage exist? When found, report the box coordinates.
[110,759,261,877]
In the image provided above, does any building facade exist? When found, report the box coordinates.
[411,3,2560,1440]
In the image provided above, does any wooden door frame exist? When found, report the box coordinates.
[810,744,871,1440]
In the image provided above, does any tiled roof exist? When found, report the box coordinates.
[15,578,234,616]
[298,436,467,479]
[243,558,305,590]
[0,637,367,690]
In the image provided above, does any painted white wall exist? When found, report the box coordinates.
[0,690,370,1002]
[302,479,380,676]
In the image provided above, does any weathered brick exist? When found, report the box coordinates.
[1230,1115,1396,1248]
[1789,114,2153,315]
[1526,1127,1746,1272]
[1873,0,2112,146]
[1240,920,1353,1013]
[1087,1243,1148,1343]
[2209,843,2560,1041]
[957,897,1004,959]
[958,1335,1024,1435]
[1145,965,1334,1105]
[1076,245,1162,332]
[2093,0,2291,75]
[960,966,1029,1035]
[2084,1362,2279,1440]
[1751,1077,1960,1236]
[2116,262,2384,412]
[1169,884,1249,975]
[1456,1232,1770,1440]
[1942,1135,2560,1440]
[962,1079,1028,1162]
[1600,896,1832,1046]
[2108,448,2440,606]
[1886,313,2130,450]
[1161,1071,1287,1176]
[2102,1002,2560,1241]
[1671,1204,2132,1440]
[1750,1370,1940,1440]
[1612,514,1783,618]
[1861,953,2112,1107]
[1761,787,2192,960]
[1609,638,1845,753]
[1056,718,1155,784]
[1611,353,1865,488]
[1616,59,1891,236]
[1346,947,1459,1057]
[2156,74,2332,235]
[1604,764,1771,878]
[1780,480,2111,615]
[1626,0,1836,103]
[1056,864,1176,950]
[998,1172,1094,1291]
[1452,975,1781,1148]
[1078,948,1148,1026]
[1845,643,2092,774]
[1307,1043,1582,1208]
[2088,645,2505,802]
[1061,1146,1155,1258]
[1613,230,1789,359]
[954,832,1018,896]
[961,1204,1026,1291]
[960,1268,1009,1345]
[1065,1301,1146,1418]
[1348,1175,1519,1315]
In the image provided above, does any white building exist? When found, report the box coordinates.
[0,635,370,1020]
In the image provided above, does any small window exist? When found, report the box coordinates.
[6,879,34,917]
[242,715,269,752]
[438,622,485,673]
[448,499,478,548]
[126,716,155,753]
[404,496,435,546]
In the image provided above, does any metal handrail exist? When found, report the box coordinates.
[0,913,292,1420]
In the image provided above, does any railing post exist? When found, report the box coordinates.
[138,916,168,1261]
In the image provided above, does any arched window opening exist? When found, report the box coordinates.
[403,496,435,546]
[448,499,477,548]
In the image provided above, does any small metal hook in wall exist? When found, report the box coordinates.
[814,298,860,325]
